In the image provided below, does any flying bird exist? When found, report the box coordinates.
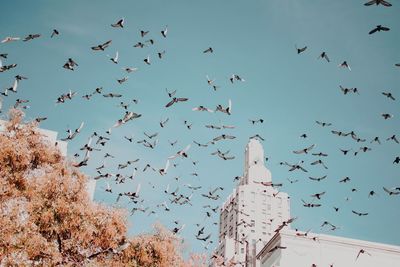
[296,45,307,54]
[91,40,112,51]
[364,0,392,6]
[161,25,168,37]
[369,25,390,35]
[111,18,125,28]
[51,29,59,38]
[165,96,189,108]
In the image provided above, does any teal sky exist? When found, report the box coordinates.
[1,0,399,255]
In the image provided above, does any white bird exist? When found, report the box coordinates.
[159,160,170,175]
[105,182,112,193]
[108,51,119,64]
[169,144,191,160]
[11,79,18,93]
[1,36,20,43]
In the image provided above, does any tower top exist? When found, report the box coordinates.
[242,138,272,185]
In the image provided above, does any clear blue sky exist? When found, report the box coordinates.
[1,0,399,255]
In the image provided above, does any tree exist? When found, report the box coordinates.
[0,109,206,266]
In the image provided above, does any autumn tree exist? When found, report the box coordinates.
[0,109,206,266]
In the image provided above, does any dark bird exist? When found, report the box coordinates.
[318,52,330,62]
[338,61,351,71]
[381,113,393,120]
[383,187,400,195]
[352,210,368,216]
[91,40,112,51]
[23,34,41,42]
[51,29,59,38]
[382,92,395,100]
[111,18,125,28]
[296,45,307,54]
[356,249,371,261]
[316,121,332,127]
[364,0,392,7]
[386,135,399,144]
[140,30,149,37]
[369,25,390,35]
[203,47,213,53]
[165,96,189,108]
[309,175,327,182]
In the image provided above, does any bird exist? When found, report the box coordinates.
[340,149,352,155]
[51,29,59,38]
[144,55,151,65]
[161,25,168,37]
[203,47,213,53]
[364,0,392,7]
[158,50,166,59]
[381,113,393,120]
[166,88,177,98]
[386,135,399,144]
[108,51,119,64]
[165,96,189,108]
[140,30,149,37]
[23,34,41,42]
[61,122,84,141]
[168,144,191,160]
[111,18,125,28]
[352,210,368,216]
[309,175,327,182]
[338,61,351,71]
[296,45,307,54]
[192,105,214,112]
[123,67,138,73]
[1,36,20,43]
[369,25,390,35]
[160,118,169,128]
[383,187,400,195]
[63,58,78,71]
[293,144,316,154]
[318,52,330,62]
[382,92,395,100]
[316,121,332,127]
[356,249,371,260]
[91,40,112,51]
[311,191,326,200]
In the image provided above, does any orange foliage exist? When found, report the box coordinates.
[0,109,207,266]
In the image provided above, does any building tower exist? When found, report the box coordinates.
[214,138,290,266]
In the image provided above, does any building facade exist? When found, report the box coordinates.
[257,229,400,267]
[213,138,400,267]
[214,138,290,266]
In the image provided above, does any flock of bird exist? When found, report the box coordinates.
[0,1,399,266]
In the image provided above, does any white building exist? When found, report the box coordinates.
[0,119,96,200]
[214,138,400,267]
[256,229,400,267]
[213,138,291,266]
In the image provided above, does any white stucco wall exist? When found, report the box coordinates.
[258,230,400,267]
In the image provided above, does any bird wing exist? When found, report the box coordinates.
[369,27,379,35]
[164,160,170,172]
[364,0,376,5]
[12,79,18,92]
[165,99,175,108]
